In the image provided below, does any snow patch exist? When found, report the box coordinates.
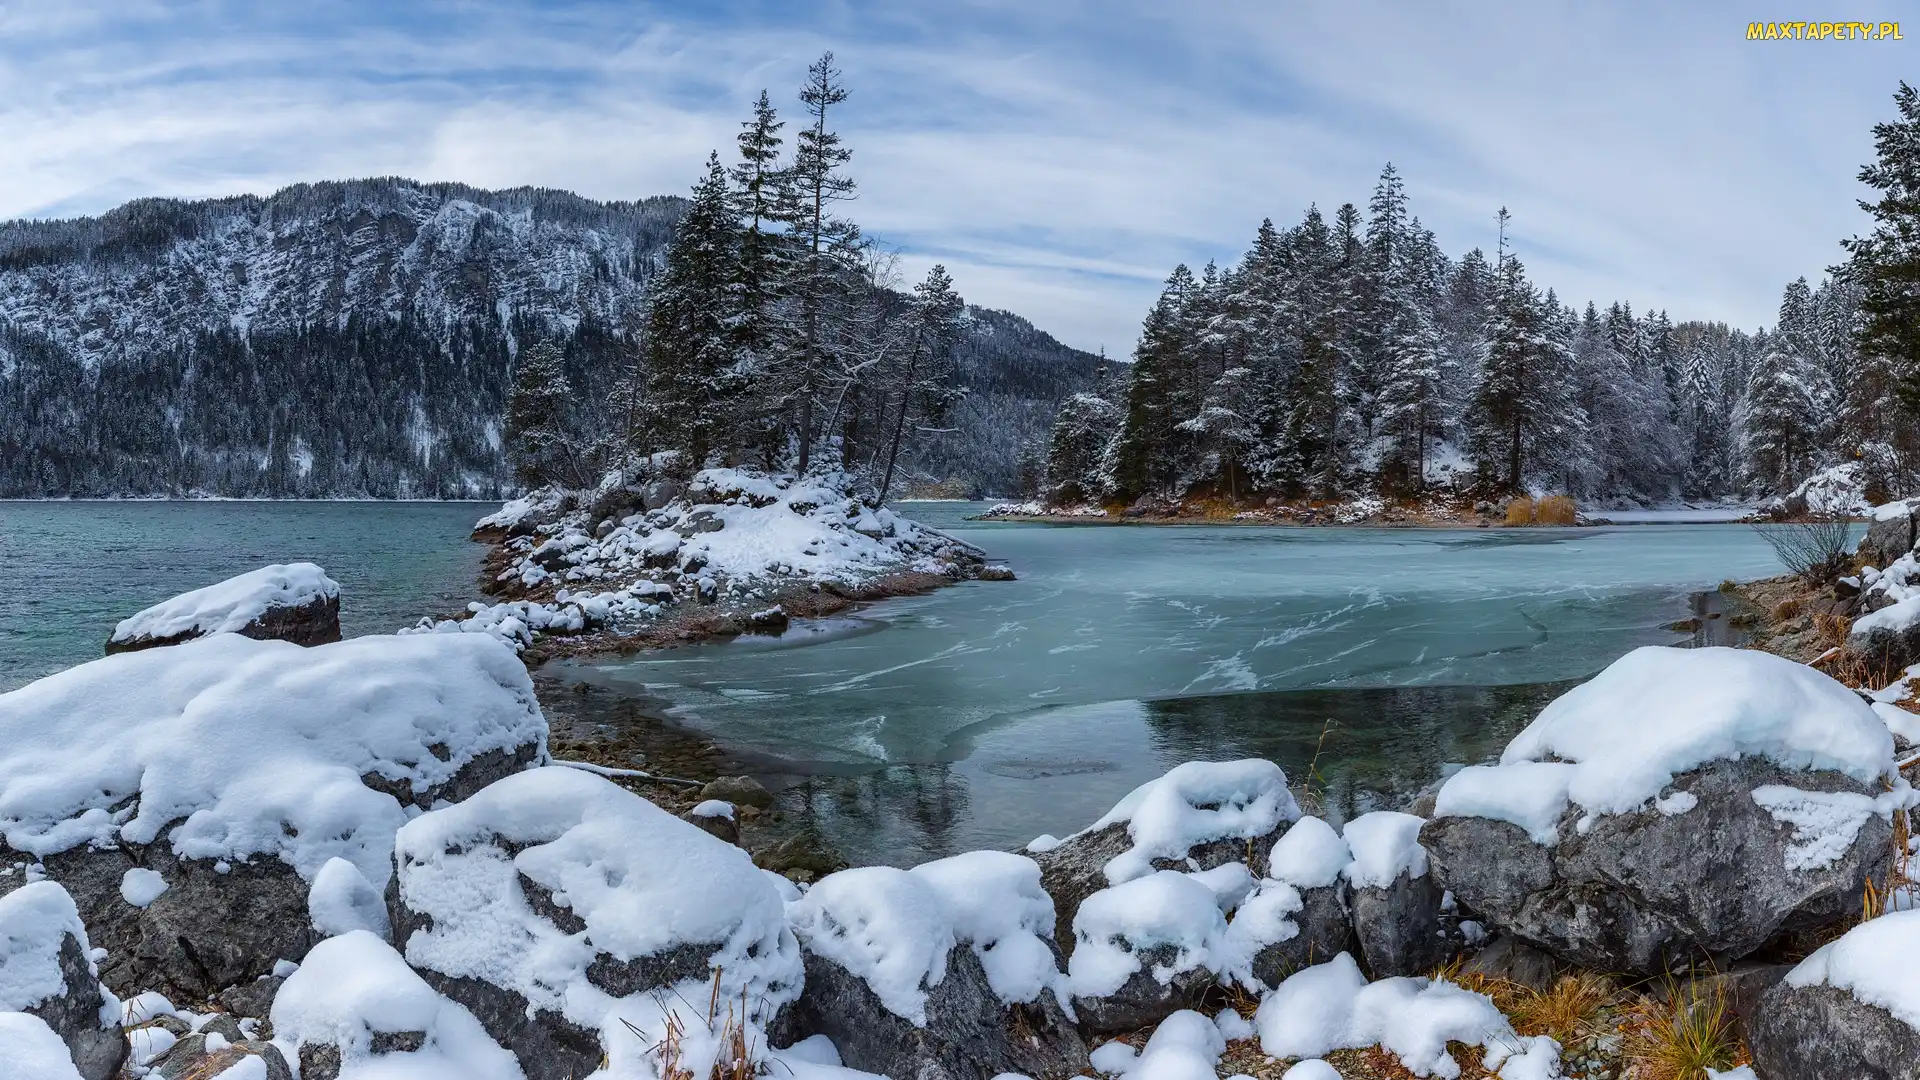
[1085,760,1301,885]
[1785,907,1920,1030]
[0,880,89,1012]
[1068,870,1231,1000]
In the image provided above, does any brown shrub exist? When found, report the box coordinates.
[1505,497,1535,526]
[1535,495,1577,526]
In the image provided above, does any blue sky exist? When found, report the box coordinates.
[1,0,1913,353]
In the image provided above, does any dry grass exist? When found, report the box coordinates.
[1504,497,1534,526]
[1535,495,1577,526]
[1506,973,1615,1044]
[1811,610,1853,650]
[1864,802,1915,923]
[1770,596,1806,622]
[1621,979,1746,1080]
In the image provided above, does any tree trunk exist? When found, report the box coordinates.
[878,330,925,503]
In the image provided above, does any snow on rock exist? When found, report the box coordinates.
[0,632,546,999]
[0,1013,86,1080]
[108,563,341,653]
[1267,815,1351,890]
[1341,812,1452,978]
[117,869,167,909]
[790,867,954,1026]
[787,858,1088,1080]
[1423,645,1913,975]
[0,881,125,1080]
[269,930,521,1080]
[906,851,1069,1010]
[1068,870,1231,1032]
[1281,1062,1342,1080]
[391,765,800,1080]
[1777,461,1872,517]
[307,857,391,940]
[1253,953,1561,1080]
[1749,909,1920,1077]
[1087,1009,1225,1080]
[1032,760,1301,965]
[444,469,985,648]
[1434,646,1898,837]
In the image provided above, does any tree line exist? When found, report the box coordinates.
[1043,83,1920,510]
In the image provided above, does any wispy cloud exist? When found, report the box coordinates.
[1,0,1912,351]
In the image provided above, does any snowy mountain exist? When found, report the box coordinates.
[0,179,1099,498]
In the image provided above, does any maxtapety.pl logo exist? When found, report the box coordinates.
[1747,20,1902,39]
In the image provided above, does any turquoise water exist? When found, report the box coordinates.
[0,502,488,691]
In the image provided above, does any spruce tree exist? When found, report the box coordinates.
[504,341,578,488]
[1843,82,1920,412]
[877,264,965,502]
[639,152,741,470]
[786,52,862,473]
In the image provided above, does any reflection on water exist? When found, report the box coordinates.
[771,679,1573,868]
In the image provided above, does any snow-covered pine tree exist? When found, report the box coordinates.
[637,152,741,471]
[1046,391,1122,505]
[1111,266,1197,501]
[1742,282,1828,494]
[504,341,580,488]
[1844,81,1920,414]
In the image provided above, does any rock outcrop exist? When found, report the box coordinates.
[0,882,126,1080]
[106,564,342,654]
[1747,910,1920,1080]
[1343,812,1454,978]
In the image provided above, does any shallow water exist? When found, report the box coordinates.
[0,501,488,691]
[558,504,1793,864]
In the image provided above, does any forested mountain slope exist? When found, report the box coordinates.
[0,179,1097,497]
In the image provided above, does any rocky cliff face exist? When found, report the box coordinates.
[0,179,1101,498]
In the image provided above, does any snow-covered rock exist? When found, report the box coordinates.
[106,563,341,654]
[0,1013,88,1080]
[1031,759,1300,958]
[1342,812,1453,978]
[0,882,124,1080]
[437,468,987,650]
[270,930,521,1080]
[391,766,801,1080]
[1748,909,1920,1079]
[1777,461,1873,518]
[788,856,1086,1080]
[1241,816,1354,985]
[1068,870,1232,1033]
[1859,497,1920,567]
[1087,1009,1226,1080]
[0,632,547,998]
[1423,646,1909,973]
[1252,953,1561,1080]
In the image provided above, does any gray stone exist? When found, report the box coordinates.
[700,775,775,810]
[1457,936,1568,994]
[156,1037,291,1080]
[215,975,285,1021]
[1069,942,1216,1034]
[1350,869,1455,978]
[1031,822,1273,961]
[1858,500,1920,569]
[1420,757,1892,975]
[106,592,341,655]
[296,1030,429,1080]
[684,805,740,846]
[1246,880,1354,987]
[1748,980,1920,1080]
[197,1014,246,1043]
[641,479,684,511]
[792,942,1088,1080]
[21,930,127,1080]
[0,741,538,1001]
[676,509,725,538]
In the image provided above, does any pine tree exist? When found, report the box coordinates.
[786,52,862,473]
[1843,81,1920,413]
[504,341,579,488]
[1046,391,1121,505]
[1742,340,1822,495]
[877,264,965,502]
[731,89,789,366]
[1111,267,1196,500]
[637,152,741,470]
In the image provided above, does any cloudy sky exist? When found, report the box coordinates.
[1,1,1912,353]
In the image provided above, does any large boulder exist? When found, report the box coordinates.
[1747,909,1920,1080]
[390,767,802,1080]
[788,855,1087,1080]
[269,931,520,1080]
[1067,870,1232,1032]
[1423,646,1907,975]
[106,563,342,654]
[1342,811,1454,978]
[0,633,548,999]
[1029,760,1300,958]
[0,882,126,1080]
[1859,498,1920,569]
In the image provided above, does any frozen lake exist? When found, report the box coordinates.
[559,504,1793,864]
